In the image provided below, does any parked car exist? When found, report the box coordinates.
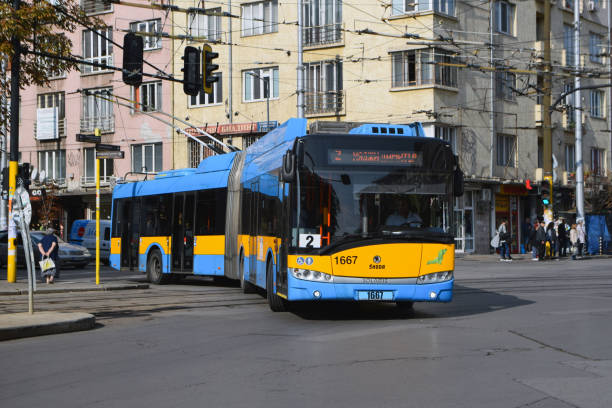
[0,230,92,269]
[69,220,111,264]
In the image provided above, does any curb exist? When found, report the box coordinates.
[0,312,96,341]
[0,283,149,296]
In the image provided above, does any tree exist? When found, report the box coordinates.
[0,0,102,94]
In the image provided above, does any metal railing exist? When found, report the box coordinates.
[303,23,342,47]
[81,0,112,14]
[80,115,114,133]
[34,117,67,139]
[304,90,344,115]
[81,175,112,186]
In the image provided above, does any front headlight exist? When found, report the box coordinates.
[59,250,69,256]
[291,268,334,283]
[417,271,453,284]
[83,249,91,257]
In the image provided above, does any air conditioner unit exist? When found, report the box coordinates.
[588,0,596,11]
[535,168,544,182]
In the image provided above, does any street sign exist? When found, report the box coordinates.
[96,151,124,159]
[77,133,101,143]
[96,143,121,151]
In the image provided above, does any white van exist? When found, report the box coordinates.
[69,220,111,263]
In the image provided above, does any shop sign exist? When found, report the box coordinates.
[500,184,528,196]
[495,194,509,212]
[257,121,278,132]
[191,122,275,136]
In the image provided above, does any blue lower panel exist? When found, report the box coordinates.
[287,274,453,302]
[194,254,225,276]
[109,254,120,270]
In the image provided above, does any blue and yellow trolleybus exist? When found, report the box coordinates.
[110,118,464,311]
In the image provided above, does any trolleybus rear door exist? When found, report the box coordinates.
[183,192,195,272]
[249,182,259,284]
[172,192,195,274]
[172,194,184,272]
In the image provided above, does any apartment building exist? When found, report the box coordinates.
[18,0,174,231]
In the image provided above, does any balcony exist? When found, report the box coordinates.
[81,175,113,186]
[304,90,344,116]
[80,115,114,133]
[303,23,343,48]
[34,117,67,140]
[81,0,112,15]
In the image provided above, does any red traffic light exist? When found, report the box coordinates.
[525,179,532,190]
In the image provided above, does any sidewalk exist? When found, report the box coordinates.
[457,252,612,262]
[0,277,148,341]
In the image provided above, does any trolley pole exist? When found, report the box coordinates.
[96,151,100,285]
[7,0,21,283]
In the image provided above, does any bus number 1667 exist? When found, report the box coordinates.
[334,256,357,265]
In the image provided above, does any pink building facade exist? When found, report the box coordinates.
[18,0,173,231]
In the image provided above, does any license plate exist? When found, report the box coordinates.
[357,290,394,301]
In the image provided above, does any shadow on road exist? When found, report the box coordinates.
[290,284,533,321]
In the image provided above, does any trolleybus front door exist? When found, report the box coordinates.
[120,199,140,270]
[171,192,195,273]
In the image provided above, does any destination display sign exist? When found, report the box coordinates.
[96,151,124,159]
[328,149,423,166]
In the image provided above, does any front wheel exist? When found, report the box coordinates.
[266,261,287,312]
[147,249,169,284]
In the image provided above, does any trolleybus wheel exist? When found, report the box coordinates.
[239,249,256,293]
[266,260,287,312]
[396,301,414,315]
[147,249,169,284]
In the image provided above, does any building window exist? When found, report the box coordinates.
[241,0,278,37]
[189,73,223,107]
[590,33,603,64]
[391,0,455,16]
[132,81,162,112]
[243,67,279,102]
[435,126,457,154]
[130,19,161,50]
[590,90,605,118]
[82,87,114,132]
[305,60,343,114]
[591,148,605,176]
[565,144,575,173]
[563,0,574,10]
[81,0,112,14]
[132,143,162,173]
[37,92,66,140]
[391,48,457,88]
[188,8,221,41]
[83,148,114,184]
[303,0,342,46]
[496,133,516,167]
[38,150,66,184]
[496,71,516,101]
[564,24,575,66]
[82,28,113,74]
[495,1,515,36]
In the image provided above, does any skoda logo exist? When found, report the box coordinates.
[373,255,381,264]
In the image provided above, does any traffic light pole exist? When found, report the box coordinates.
[7,0,21,283]
[542,0,553,223]
[574,0,584,221]
[96,156,100,285]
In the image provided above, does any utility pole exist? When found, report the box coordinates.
[574,0,584,220]
[297,0,304,118]
[228,0,233,125]
[542,0,553,223]
[489,1,495,179]
[1,58,8,231]
[7,0,21,283]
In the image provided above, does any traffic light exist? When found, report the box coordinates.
[202,44,219,95]
[554,188,564,207]
[18,163,31,192]
[122,32,144,87]
[541,178,551,206]
[182,46,201,96]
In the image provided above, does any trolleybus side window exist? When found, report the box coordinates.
[195,188,227,235]
[141,194,172,236]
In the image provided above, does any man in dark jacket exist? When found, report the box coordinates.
[557,218,567,257]
[535,221,547,261]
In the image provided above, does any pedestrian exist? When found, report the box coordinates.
[557,218,567,257]
[536,221,547,261]
[522,217,533,253]
[546,222,557,259]
[497,219,512,262]
[530,220,539,260]
[569,223,578,260]
[38,227,59,284]
[576,219,586,257]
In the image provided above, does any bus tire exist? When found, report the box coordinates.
[147,249,169,284]
[266,260,287,312]
[240,249,256,293]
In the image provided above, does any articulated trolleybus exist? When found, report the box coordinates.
[110,118,464,311]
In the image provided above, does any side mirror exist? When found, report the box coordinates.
[280,151,296,182]
[453,169,464,197]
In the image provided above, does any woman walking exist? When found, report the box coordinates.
[38,228,59,284]
[576,220,586,257]
[569,224,578,260]
[498,219,512,262]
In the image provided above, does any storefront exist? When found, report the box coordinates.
[495,184,529,254]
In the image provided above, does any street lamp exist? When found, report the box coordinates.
[247,71,270,126]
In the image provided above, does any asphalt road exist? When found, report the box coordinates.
[1,257,612,408]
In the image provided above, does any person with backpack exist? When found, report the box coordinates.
[546,222,557,259]
[535,221,547,261]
